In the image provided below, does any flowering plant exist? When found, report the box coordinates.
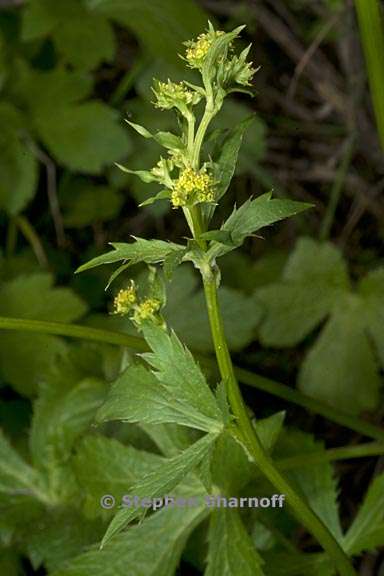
[77,23,357,576]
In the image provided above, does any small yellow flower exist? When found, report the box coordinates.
[113,285,136,315]
[133,298,161,323]
[171,167,215,208]
[185,30,225,69]
[153,80,196,110]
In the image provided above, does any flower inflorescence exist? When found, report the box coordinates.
[152,80,201,116]
[113,284,136,315]
[171,167,215,208]
[113,283,162,327]
[184,29,224,69]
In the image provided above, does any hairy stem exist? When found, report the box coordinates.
[202,268,356,576]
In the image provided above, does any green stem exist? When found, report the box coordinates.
[277,441,384,472]
[202,270,356,576]
[187,113,195,157]
[0,315,383,443]
[6,218,18,257]
[319,136,355,240]
[15,215,48,268]
[354,0,384,151]
[0,317,148,352]
[234,367,384,443]
[192,104,215,169]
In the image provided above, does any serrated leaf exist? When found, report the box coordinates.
[140,423,194,457]
[52,497,208,576]
[0,430,43,498]
[73,435,164,516]
[141,323,224,429]
[205,507,265,576]
[97,362,223,433]
[211,412,285,493]
[224,193,312,246]
[101,432,217,545]
[30,376,106,474]
[254,411,286,453]
[274,430,343,544]
[76,238,185,273]
[209,193,312,258]
[343,473,384,555]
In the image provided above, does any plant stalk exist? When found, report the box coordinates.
[202,268,356,576]
[0,315,383,442]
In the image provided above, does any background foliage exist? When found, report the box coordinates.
[0,0,383,574]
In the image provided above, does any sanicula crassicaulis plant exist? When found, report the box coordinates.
[77,23,356,576]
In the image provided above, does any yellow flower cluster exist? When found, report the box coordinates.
[113,285,136,315]
[113,283,162,326]
[185,30,224,68]
[154,80,195,110]
[171,167,215,207]
[132,298,161,323]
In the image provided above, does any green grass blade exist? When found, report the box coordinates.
[354,0,384,150]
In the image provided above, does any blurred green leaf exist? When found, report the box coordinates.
[354,0,384,150]
[299,299,380,414]
[0,103,38,216]
[85,0,209,62]
[35,101,131,174]
[164,267,261,352]
[0,273,86,395]
[0,429,42,498]
[53,497,208,576]
[22,0,116,71]
[61,178,123,228]
[256,238,349,346]
[256,237,384,414]
[27,510,103,573]
[0,549,21,576]
[205,507,265,576]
